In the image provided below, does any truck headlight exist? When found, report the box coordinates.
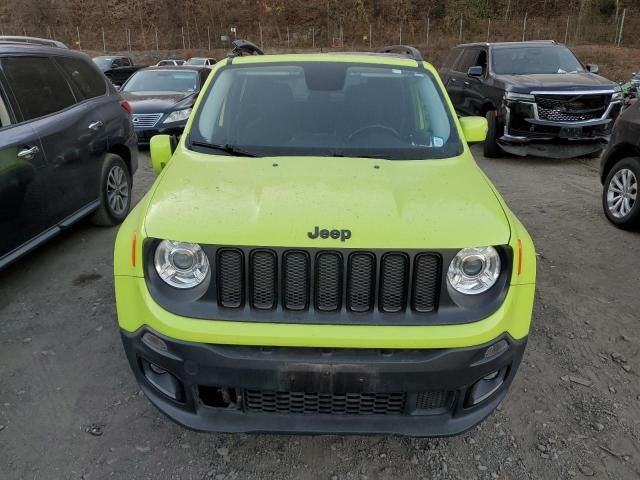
[154,240,209,288]
[505,92,535,102]
[611,91,623,101]
[447,247,501,295]
[163,108,192,124]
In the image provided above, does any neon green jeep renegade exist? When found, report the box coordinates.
[114,41,536,436]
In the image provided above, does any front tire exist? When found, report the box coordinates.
[602,157,640,230]
[91,154,132,226]
[483,110,503,158]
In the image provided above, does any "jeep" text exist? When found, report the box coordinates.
[307,226,351,242]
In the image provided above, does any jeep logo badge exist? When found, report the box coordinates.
[308,226,351,242]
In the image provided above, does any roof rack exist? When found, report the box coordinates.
[376,45,423,62]
[0,35,67,48]
[228,39,264,58]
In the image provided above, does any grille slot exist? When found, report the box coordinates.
[415,390,451,411]
[250,250,277,310]
[379,253,409,313]
[535,94,608,122]
[412,254,440,313]
[282,251,310,310]
[132,113,163,128]
[216,249,244,308]
[347,253,376,312]
[315,252,343,311]
[244,390,406,415]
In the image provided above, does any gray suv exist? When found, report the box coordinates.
[0,38,138,268]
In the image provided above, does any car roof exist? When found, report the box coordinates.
[225,52,431,70]
[0,42,89,59]
[93,55,130,59]
[456,40,561,49]
[139,65,210,72]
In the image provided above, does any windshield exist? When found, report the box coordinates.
[492,46,585,75]
[190,62,461,159]
[92,57,112,69]
[121,70,198,93]
[187,58,206,65]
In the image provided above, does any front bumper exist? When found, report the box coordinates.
[499,99,622,158]
[121,327,527,436]
[134,124,185,145]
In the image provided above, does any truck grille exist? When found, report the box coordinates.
[132,113,163,128]
[214,248,441,314]
[535,94,609,122]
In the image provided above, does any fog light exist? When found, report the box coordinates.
[149,363,166,375]
[484,370,500,380]
[142,332,168,352]
[140,358,185,402]
[466,367,508,407]
[484,339,509,359]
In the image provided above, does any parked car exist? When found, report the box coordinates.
[119,65,211,144]
[600,99,640,229]
[156,59,185,66]
[92,55,146,86]
[185,57,216,66]
[114,41,536,436]
[0,39,137,269]
[439,40,622,158]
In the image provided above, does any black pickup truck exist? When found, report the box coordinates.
[92,55,146,86]
[439,41,623,158]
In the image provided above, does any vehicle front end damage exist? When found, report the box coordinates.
[499,90,623,158]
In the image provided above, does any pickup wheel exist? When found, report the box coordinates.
[91,154,132,226]
[602,157,640,230]
[483,110,503,158]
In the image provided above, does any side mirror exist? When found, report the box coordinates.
[459,116,488,144]
[467,66,483,77]
[586,64,599,74]
[150,135,175,174]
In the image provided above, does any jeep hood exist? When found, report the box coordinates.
[144,152,511,249]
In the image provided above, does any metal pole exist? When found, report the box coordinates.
[47,25,52,39]
[208,26,211,51]
[102,28,106,52]
[156,27,159,51]
[76,26,81,50]
[459,16,463,43]
[522,12,527,41]
[487,18,491,42]
[426,17,430,49]
[564,16,570,44]
[369,24,372,49]
[259,23,262,49]
[182,26,186,49]
[399,24,402,45]
[128,28,131,52]
[617,8,626,46]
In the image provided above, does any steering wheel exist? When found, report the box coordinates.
[347,124,402,143]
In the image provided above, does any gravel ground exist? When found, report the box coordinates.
[1,147,639,480]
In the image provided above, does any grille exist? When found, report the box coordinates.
[244,390,406,415]
[535,94,608,122]
[132,113,163,128]
[211,248,441,316]
[415,390,451,410]
[217,249,244,308]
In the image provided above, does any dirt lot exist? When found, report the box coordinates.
[1,147,639,480]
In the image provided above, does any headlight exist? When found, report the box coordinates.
[163,108,192,124]
[154,240,209,288]
[447,247,501,295]
[611,91,623,101]
[505,92,535,102]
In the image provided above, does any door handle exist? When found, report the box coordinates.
[88,121,104,131]
[17,146,40,160]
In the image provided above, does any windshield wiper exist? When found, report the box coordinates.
[328,151,391,160]
[190,140,261,157]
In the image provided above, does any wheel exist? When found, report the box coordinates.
[602,157,640,230]
[91,154,132,226]
[483,110,503,158]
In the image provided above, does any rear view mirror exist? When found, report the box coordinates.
[586,64,599,74]
[459,116,488,144]
[467,66,483,77]
[150,135,175,174]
